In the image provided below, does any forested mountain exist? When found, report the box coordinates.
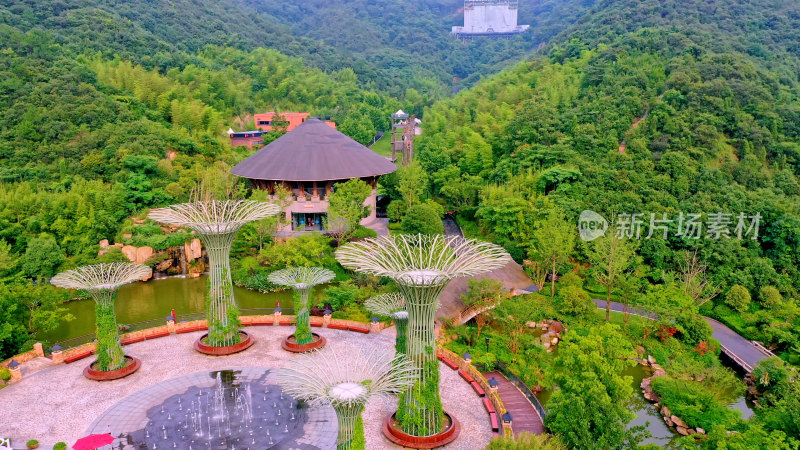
[0,0,556,97]
[417,0,800,363]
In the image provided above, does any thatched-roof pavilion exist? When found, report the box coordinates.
[230,118,396,232]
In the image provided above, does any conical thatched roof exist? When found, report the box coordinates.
[230,118,396,182]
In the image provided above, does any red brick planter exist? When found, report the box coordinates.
[193,331,254,356]
[281,333,327,353]
[83,355,141,381]
[382,411,461,449]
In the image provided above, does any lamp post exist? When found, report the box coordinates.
[485,335,490,352]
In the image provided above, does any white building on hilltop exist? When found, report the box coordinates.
[452,0,530,39]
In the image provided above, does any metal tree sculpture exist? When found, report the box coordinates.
[365,293,408,355]
[268,267,334,345]
[51,263,152,371]
[336,234,510,436]
[149,199,280,347]
[276,344,417,449]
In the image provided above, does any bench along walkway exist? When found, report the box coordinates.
[483,370,545,435]
[593,299,774,373]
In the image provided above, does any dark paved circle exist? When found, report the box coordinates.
[86,367,337,449]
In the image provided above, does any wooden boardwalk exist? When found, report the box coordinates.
[484,371,545,435]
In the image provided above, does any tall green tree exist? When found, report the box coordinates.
[545,324,642,449]
[532,210,575,297]
[326,178,372,243]
[587,232,636,322]
[20,234,65,279]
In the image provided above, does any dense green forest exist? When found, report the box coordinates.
[416,1,800,362]
[0,0,564,98]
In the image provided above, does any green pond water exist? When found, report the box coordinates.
[40,275,310,344]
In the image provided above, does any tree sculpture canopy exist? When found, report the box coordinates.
[51,263,151,372]
[277,344,417,449]
[50,262,152,292]
[365,292,409,354]
[269,267,334,346]
[335,234,511,288]
[336,234,510,437]
[149,198,281,348]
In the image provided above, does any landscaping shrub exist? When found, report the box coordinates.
[552,285,593,318]
[558,272,583,289]
[486,432,567,449]
[387,200,405,223]
[0,367,10,382]
[351,225,377,239]
[321,281,360,311]
[675,314,712,346]
[650,377,740,430]
[725,285,751,312]
[759,286,783,309]
[53,444,66,450]
[752,357,792,395]
[401,203,444,235]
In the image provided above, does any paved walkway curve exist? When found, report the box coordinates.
[483,371,545,435]
[593,299,774,372]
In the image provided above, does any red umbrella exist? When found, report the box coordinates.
[73,434,114,450]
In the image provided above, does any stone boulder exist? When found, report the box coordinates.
[647,355,657,365]
[155,259,173,272]
[671,415,688,428]
[99,239,109,248]
[135,246,154,264]
[676,426,689,436]
[640,377,652,389]
[664,417,673,427]
[660,405,671,417]
[696,427,705,435]
[653,369,667,377]
[185,238,203,260]
[121,245,138,262]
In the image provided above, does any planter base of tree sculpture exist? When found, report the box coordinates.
[277,344,418,450]
[336,235,509,443]
[269,267,335,353]
[149,197,280,354]
[51,263,152,381]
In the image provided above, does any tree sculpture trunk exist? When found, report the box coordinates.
[204,233,240,347]
[94,290,125,371]
[394,316,408,355]
[333,403,364,449]
[396,282,447,437]
[294,287,313,345]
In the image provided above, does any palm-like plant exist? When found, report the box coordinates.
[51,263,151,371]
[336,234,510,436]
[276,344,417,449]
[268,267,334,345]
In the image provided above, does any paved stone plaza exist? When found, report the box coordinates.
[0,326,492,449]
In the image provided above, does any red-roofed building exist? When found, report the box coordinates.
[253,112,336,132]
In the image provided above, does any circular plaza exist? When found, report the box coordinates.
[0,325,493,449]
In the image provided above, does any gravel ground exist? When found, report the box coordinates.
[0,326,492,450]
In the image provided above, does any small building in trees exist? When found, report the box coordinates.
[230,118,397,233]
[451,1,530,40]
[227,128,266,150]
[253,112,337,132]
